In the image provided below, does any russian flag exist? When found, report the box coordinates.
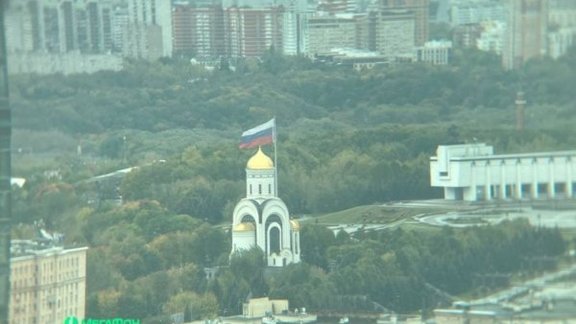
[239,118,275,149]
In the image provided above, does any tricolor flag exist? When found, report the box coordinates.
[239,118,276,149]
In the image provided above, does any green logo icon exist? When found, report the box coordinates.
[64,317,79,324]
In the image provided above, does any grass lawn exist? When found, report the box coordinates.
[303,203,458,226]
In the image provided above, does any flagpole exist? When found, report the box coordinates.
[273,117,278,196]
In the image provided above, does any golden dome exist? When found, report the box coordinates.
[290,220,301,232]
[247,147,274,170]
[233,222,255,232]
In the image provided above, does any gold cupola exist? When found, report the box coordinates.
[247,147,274,170]
[233,222,255,232]
[290,220,301,232]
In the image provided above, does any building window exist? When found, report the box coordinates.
[439,171,448,176]
[259,184,262,194]
[538,183,548,197]
[269,227,281,254]
[268,184,272,194]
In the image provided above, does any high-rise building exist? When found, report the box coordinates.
[378,0,429,46]
[225,6,284,57]
[122,0,173,59]
[9,240,88,324]
[365,8,416,61]
[172,3,226,57]
[306,15,359,55]
[503,0,548,70]
[317,0,359,15]
[6,0,172,62]
[450,0,505,27]
[278,0,310,55]
[5,0,116,54]
[547,0,576,59]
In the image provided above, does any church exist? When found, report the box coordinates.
[230,147,301,267]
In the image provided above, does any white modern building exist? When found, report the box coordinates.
[416,40,452,65]
[430,144,576,201]
[231,148,301,267]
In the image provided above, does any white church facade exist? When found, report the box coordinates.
[231,147,301,267]
[430,143,576,201]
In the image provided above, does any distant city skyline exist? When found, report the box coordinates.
[4,0,576,74]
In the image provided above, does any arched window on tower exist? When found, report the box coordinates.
[266,215,282,255]
[249,184,252,195]
[259,184,262,194]
[268,184,272,194]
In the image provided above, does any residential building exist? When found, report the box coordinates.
[278,0,310,55]
[225,6,284,57]
[9,240,88,324]
[5,0,172,66]
[317,0,359,15]
[503,0,548,70]
[122,0,173,59]
[366,8,416,61]
[172,3,226,57]
[450,0,505,27]
[306,15,359,56]
[476,20,506,55]
[548,28,576,59]
[452,23,483,49]
[377,0,429,46]
[547,0,576,59]
[5,0,116,54]
[430,143,576,201]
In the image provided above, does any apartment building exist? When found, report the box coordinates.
[377,0,429,46]
[450,0,505,27]
[225,6,284,57]
[503,0,548,70]
[306,15,358,56]
[366,8,416,61]
[172,4,226,57]
[9,240,88,324]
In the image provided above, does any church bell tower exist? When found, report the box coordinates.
[230,147,301,267]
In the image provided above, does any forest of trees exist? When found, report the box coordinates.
[8,47,576,322]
